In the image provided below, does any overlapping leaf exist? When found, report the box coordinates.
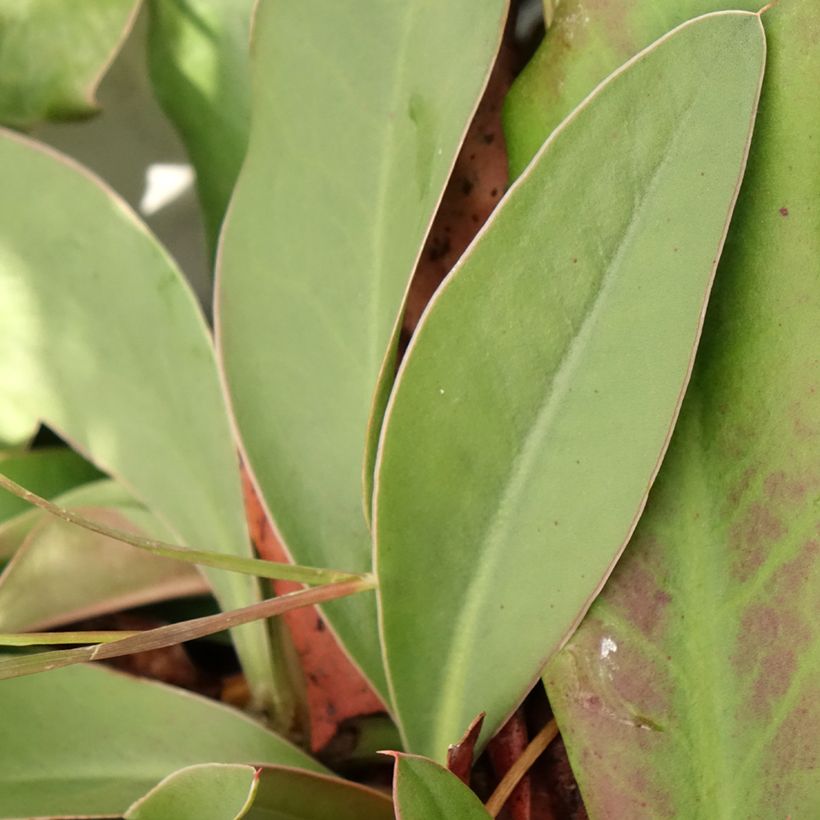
[0,486,207,632]
[391,754,491,819]
[0,0,139,128]
[147,0,254,251]
[374,12,765,758]
[502,1,820,815]
[216,0,509,699]
[503,0,762,179]
[0,448,100,524]
[126,763,394,820]
[124,764,258,820]
[0,130,276,708]
[0,664,322,818]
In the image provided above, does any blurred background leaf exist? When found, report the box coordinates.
[0,0,140,128]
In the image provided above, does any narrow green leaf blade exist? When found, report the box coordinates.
[0,578,372,681]
[526,2,820,816]
[391,753,491,819]
[146,0,253,252]
[125,764,258,820]
[374,12,765,758]
[216,0,509,699]
[0,448,101,523]
[0,664,322,818]
[503,0,762,179]
[0,131,275,708]
[0,0,139,128]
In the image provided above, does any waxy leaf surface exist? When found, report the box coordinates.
[0,664,322,818]
[503,0,762,179]
[0,0,139,128]
[0,131,276,708]
[503,1,820,816]
[392,754,491,819]
[147,0,253,251]
[374,12,765,758]
[125,764,258,820]
[127,762,394,820]
[217,0,509,699]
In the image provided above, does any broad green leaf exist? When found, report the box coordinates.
[0,503,207,632]
[245,765,393,819]
[391,753,491,819]
[125,764,258,820]
[504,0,761,179]
[0,0,140,129]
[0,448,100,523]
[126,763,394,820]
[373,11,765,759]
[0,131,276,710]
[518,2,820,816]
[147,0,253,252]
[217,0,509,700]
[0,663,322,818]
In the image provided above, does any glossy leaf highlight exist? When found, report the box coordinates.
[374,12,765,758]
[147,0,253,251]
[217,0,509,699]
[0,130,276,708]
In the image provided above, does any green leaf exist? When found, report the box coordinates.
[0,501,207,632]
[0,131,276,710]
[504,0,762,179]
[127,763,394,820]
[125,764,258,820]
[0,663,322,818]
[373,11,765,759]
[391,753,491,819]
[0,0,140,128]
[245,766,394,820]
[147,0,253,252]
[525,3,820,816]
[216,0,509,700]
[0,448,101,524]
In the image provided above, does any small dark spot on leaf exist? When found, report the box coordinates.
[779,206,789,217]
[483,132,495,144]
[460,177,474,196]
